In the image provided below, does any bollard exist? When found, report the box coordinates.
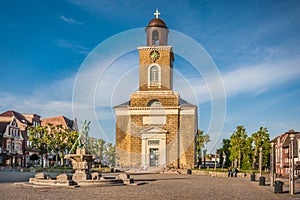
[187,169,192,175]
[250,173,255,181]
[274,181,283,193]
[259,176,265,186]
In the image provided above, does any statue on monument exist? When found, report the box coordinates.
[70,120,91,153]
[78,120,90,148]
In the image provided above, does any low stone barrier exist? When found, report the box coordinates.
[191,170,249,178]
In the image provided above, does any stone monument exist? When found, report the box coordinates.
[65,120,93,181]
[28,120,135,187]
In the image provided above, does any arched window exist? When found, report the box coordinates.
[147,100,162,107]
[152,30,159,45]
[150,66,159,84]
[148,64,161,88]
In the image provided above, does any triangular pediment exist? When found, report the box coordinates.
[140,126,167,134]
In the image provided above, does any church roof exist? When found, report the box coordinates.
[179,98,197,107]
[147,18,167,28]
[114,101,130,108]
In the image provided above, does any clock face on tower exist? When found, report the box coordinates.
[150,50,160,62]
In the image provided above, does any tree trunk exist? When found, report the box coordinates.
[55,152,58,167]
[238,149,241,169]
[252,146,258,169]
[60,152,64,166]
[41,154,44,168]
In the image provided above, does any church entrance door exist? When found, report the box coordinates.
[141,127,167,168]
[149,148,159,166]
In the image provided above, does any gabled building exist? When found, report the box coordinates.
[0,112,24,166]
[0,110,41,167]
[274,130,300,177]
[41,116,78,131]
[0,111,78,167]
[41,116,78,166]
[22,113,41,167]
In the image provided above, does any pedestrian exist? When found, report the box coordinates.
[233,168,238,177]
[228,167,232,177]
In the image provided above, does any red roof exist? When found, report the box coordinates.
[0,110,28,124]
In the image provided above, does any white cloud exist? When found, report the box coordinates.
[1,46,299,144]
[171,57,300,105]
[0,93,73,119]
[222,58,300,97]
[59,15,82,25]
[56,39,90,55]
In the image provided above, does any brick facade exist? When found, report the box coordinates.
[114,16,197,169]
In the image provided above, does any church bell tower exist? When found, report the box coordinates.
[115,9,197,169]
[138,9,174,91]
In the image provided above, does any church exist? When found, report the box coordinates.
[114,10,198,169]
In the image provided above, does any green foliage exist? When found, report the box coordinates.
[28,124,79,167]
[86,137,115,167]
[87,137,106,163]
[28,125,49,167]
[219,139,231,168]
[225,125,271,170]
[195,129,210,167]
[104,143,115,167]
[195,129,210,151]
[67,130,79,154]
[229,125,247,169]
[251,127,270,169]
[241,137,253,170]
[29,153,40,161]
[44,124,79,166]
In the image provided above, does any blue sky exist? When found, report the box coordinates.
[0,0,300,152]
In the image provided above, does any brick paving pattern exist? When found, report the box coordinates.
[0,171,299,200]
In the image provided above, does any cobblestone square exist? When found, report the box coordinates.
[0,171,298,200]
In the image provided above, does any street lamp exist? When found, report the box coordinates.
[270,142,274,187]
[290,134,295,195]
[258,146,265,186]
[259,147,262,177]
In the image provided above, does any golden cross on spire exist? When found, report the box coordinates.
[154,8,160,19]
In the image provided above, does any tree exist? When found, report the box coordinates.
[44,124,79,166]
[30,153,40,161]
[241,137,253,170]
[104,143,115,167]
[28,126,49,168]
[95,138,106,164]
[44,124,66,166]
[195,129,210,168]
[29,153,40,166]
[251,127,270,169]
[229,125,247,169]
[86,137,106,166]
[219,139,231,168]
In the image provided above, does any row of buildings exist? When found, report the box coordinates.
[274,130,300,177]
[0,110,77,167]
